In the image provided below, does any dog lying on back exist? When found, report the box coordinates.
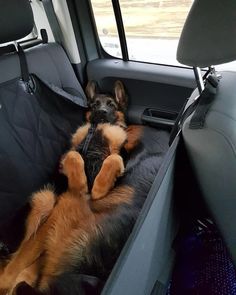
[0,80,138,294]
[69,80,128,200]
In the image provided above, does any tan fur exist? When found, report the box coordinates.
[98,123,127,154]
[12,262,39,293]
[125,125,143,152]
[91,185,134,213]
[114,81,127,108]
[92,154,125,200]
[61,151,88,194]
[0,171,134,294]
[116,111,127,129]
[71,123,91,149]
[25,189,56,241]
[0,125,137,294]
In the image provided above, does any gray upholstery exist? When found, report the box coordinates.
[0,43,86,99]
[183,71,236,263]
[177,0,236,67]
[0,0,34,44]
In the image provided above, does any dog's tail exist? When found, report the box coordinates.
[24,186,56,241]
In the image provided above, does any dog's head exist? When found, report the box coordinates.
[85,80,127,125]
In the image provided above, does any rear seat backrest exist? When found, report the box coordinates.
[0,0,87,240]
[0,0,86,98]
[176,0,236,263]
[0,43,86,98]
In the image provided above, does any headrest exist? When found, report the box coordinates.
[0,0,34,44]
[177,0,236,68]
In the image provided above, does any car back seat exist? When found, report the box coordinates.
[0,2,177,294]
[0,0,87,244]
[0,43,86,99]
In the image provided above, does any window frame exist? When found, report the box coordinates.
[88,0,196,69]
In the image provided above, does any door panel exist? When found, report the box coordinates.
[87,59,196,127]
[87,59,195,127]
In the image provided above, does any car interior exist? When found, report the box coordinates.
[0,0,236,294]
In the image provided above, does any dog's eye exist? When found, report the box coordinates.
[95,100,100,106]
[107,99,112,106]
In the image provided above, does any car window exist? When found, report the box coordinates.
[91,0,236,72]
[91,0,193,66]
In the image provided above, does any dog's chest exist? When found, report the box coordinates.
[78,128,110,190]
[77,124,126,190]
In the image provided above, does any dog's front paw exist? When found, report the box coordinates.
[60,151,88,193]
[111,154,125,177]
[92,154,125,200]
[60,151,84,177]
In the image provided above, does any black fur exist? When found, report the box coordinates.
[89,94,119,125]
[78,129,110,191]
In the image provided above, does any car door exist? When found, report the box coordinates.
[67,0,196,130]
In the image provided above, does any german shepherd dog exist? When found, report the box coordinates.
[69,80,128,200]
[0,81,170,295]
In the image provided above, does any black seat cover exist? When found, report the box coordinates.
[0,0,87,239]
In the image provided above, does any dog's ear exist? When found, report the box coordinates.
[86,81,97,103]
[114,80,127,110]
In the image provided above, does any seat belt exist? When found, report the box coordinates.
[169,73,220,145]
[17,44,35,94]
[189,74,219,129]
[41,0,63,45]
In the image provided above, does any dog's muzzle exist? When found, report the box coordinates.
[92,109,115,124]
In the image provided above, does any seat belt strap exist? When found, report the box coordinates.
[41,0,63,45]
[16,44,35,94]
[17,44,30,83]
[189,74,219,129]
[169,73,220,145]
[169,98,199,145]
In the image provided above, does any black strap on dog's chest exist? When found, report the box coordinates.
[79,124,97,156]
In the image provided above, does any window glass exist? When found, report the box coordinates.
[119,0,193,65]
[91,0,236,71]
[215,61,236,72]
[90,0,122,58]
[91,0,193,65]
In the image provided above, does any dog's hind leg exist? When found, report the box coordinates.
[92,154,124,200]
[25,188,56,241]
[0,223,48,295]
[10,259,41,295]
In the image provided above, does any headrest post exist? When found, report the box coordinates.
[193,67,204,94]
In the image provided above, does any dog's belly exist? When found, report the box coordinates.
[81,130,110,190]
[78,124,126,191]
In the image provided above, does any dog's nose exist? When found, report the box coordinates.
[98,109,108,115]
